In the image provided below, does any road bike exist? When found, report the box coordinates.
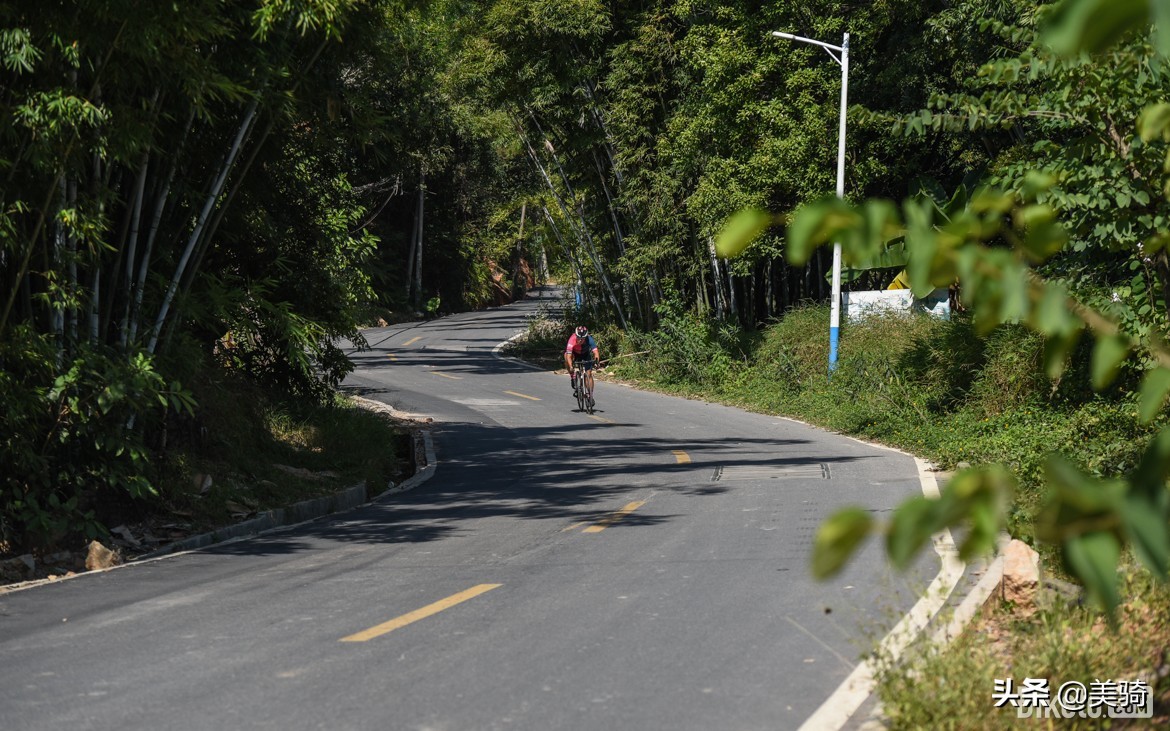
[572,361,595,414]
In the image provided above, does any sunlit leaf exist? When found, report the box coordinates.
[1153,0,1170,57]
[1018,171,1058,201]
[903,199,939,298]
[969,188,1014,215]
[812,507,874,579]
[961,500,1001,561]
[1138,367,1170,423]
[787,198,857,266]
[1138,103,1170,143]
[1041,0,1147,57]
[1121,498,1170,579]
[716,208,772,259]
[887,497,938,570]
[1090,334,1130,390]
[1064,531,1122,620]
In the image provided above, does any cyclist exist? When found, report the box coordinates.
[565,325,600,400]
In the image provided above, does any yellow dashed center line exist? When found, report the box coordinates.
[583,501,646,533]
[402,336,422,346]
[672,450,691,464]
[386,354,398,361]
[587,414,614,424]
[504,390,540,401]
[432,372,462,380]
[340,584,502,642]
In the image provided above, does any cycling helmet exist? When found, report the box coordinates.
[575,326,588,337]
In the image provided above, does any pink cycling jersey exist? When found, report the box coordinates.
[566,333,597,359]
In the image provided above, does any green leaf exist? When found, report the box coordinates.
[1130,425,1170,499]
[1138,103,1170,142]
[1018,171,1058,201]
[716,208,772,259]
[1032,283,1074,336]
[1018,208,1068,263]
[1121,497,1170,579]
[1043,329,1082,380]
[786,198,858,266]
[1090,334,1130,390]
[886,496,938,570]
[903,199,940,298]
[1041,0,1147,57]
[1046,454,1122,508]
[1153,0,1170,57]
[960,500,1001,561]
[1064,531,1122,620]
[811,507,874,579]
[1138,367,1170,423]
[969,188,1014,215]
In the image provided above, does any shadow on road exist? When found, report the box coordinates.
[205,401,872,558]
[205,286,883,559]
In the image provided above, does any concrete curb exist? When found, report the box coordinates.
[931,554,1005,645]
[136,481,372,559]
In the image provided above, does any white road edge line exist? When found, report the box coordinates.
[796,458,965,731]
[490,330,546,371]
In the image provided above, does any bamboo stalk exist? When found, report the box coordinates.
[147,94,260,355]
[127,106,193,346]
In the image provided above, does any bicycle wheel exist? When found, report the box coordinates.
[574,371,586,412]
[586,391,594,415]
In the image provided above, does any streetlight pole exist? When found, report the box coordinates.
[772,31,849,373]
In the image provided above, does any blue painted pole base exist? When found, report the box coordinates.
[828,326,840,374]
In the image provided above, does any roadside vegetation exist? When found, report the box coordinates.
[149,373,412,541]
[879,567,1170,729]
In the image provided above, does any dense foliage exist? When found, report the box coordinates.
[0,1,526,551]
[715,0,1170,617]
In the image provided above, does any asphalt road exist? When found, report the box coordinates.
[0,289,948,731]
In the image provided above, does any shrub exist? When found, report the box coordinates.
[966,325,1048,417]
[628,301,750,387]
[0,327,192,551]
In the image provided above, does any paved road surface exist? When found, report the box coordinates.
[0,289,947,730]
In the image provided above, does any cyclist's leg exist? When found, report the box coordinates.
[585,362,595,395]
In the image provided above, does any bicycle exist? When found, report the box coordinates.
[572,361,595,414]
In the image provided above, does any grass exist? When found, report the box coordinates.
[877,566,1170,728]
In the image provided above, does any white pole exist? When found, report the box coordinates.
[829,33,849,373]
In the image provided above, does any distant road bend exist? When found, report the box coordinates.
[0,287,955,731]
